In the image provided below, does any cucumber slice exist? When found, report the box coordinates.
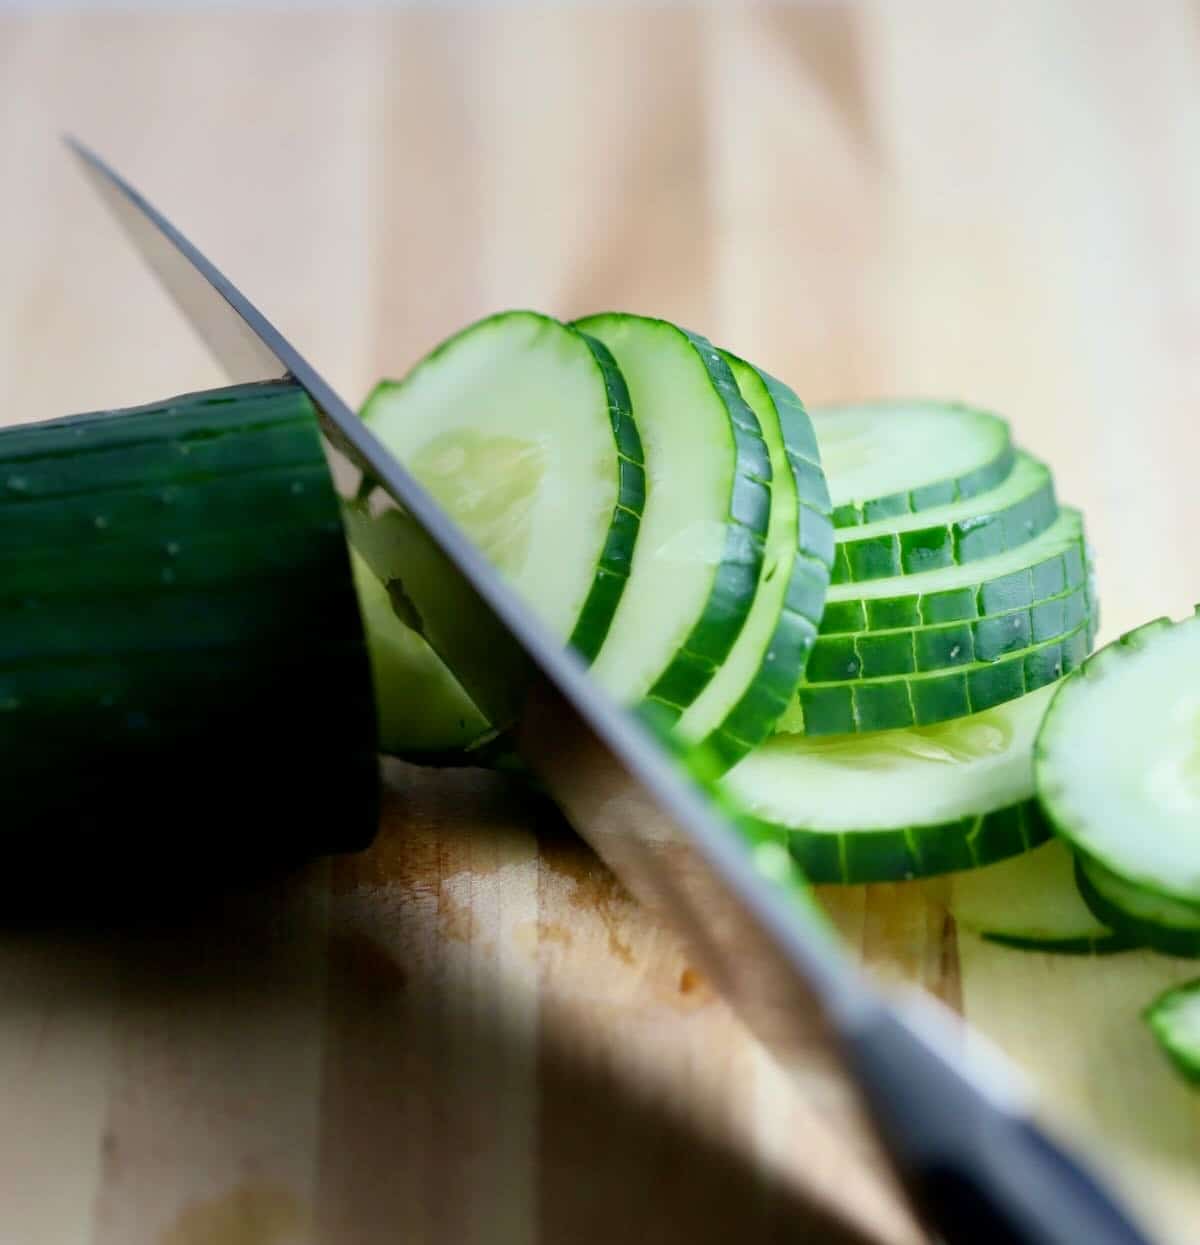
[572,314,771,718]
[820,507,1087,635]
[350,552,489,758]
[1076,855,1200,958]
[1036,612,1200,908]
[1144,980,1200,1086]
[360,311,644,665]
[949,839,1128,954]
[783,614,1093,736]
[0,382,379,866]
[829,452,1056,585]
[812,399,1013,528]
[807,583,1091,683]
[722,684,1056,883]
[671,355,833,769]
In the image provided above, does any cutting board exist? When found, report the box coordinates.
[1,5,1198,1243]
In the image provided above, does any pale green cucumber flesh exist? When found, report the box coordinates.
[781,613,1094,736]
[1144,980,1200,1085]
[812,399,1013,528]
[351,552,489,757]
[820,508,1086,634]
[1076,854,1200,958]
[830,452,1056,585]
[360,311,643,666]
[722,685,1056,883]
[571,314,770,719]
[808,583,1091,683]
[0,382,379,865]
[949,839,1128,953]
[1036,612,1200,908]
[671,354,832,771]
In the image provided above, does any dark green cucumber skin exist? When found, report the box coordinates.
[793,616,1094,735]
[362,311,645,670]
[0,382,378,882]
[820,518,1087,633]
[572,315,771,720]
[977,929,1133,955]
[1076,858,1200,959]
[829,460,1057,585]
[1144,981,1200,1085]
[694,358,833,772]
[830,433,1016,528]
[739,798,1051,885]
[568,332,646,663]
[807,583,1090,683]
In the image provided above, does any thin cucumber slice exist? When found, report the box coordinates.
[821,508,1086,635]
[1076,855,1200,958]
[0,382,378,865]
[812,399,1013,528]
[360,311,644,665]
[830,452,1056,585]
[1036,612,1200,907]
[572,314,771,719]
[1144,980,1200,1086]
[671,355,833,770]
[807,583,1091,683]
[722,684,1056,883]
[350,552,489,758]
[949,839,1128,954]
[782,615,1094,736]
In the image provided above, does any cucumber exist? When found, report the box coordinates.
[0,382,379,868]
[1036,612,1200,908]
[670,355,833,769]
[722,683,1056,883]
[350,552,488,758]
[949,839,1128,954]
[360,311,644,666]
[1143,980,1200,1086]
[1076,855,1200,959]
[812,399,1014,528]
[829,452,1056,585]
[820,507,1087,635]
[807,583,1091,683]
[782,615,1093,736]
[571,314,771,720]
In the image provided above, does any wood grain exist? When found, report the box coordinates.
[0,4,1198,1242]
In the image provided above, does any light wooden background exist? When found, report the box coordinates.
[2,4,1199,1243]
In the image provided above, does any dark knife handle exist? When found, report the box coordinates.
[845,1008,1158,1245]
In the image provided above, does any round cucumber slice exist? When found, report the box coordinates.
[361,311,644,665]
[1076,854,1200,958]
[671,355,833,770]
[949,839,1129,954]
[572,314,771,718]
[1144,980,1200,1085]
[812,399,1013,528]
[808,583,1091,683]
[830,452,1057,585]
[783,614,1094,736]
[1036,612,1200,908]
[722,684,1057,883]
[821,508,1087,635]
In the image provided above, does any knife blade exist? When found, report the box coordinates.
[65,136,1158,1245]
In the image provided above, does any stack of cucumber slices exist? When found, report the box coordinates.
[353,310,1199,1087]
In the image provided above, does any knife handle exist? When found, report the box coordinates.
[844,1006,1158,1245]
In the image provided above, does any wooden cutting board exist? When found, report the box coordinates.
[2,5,1198,1242]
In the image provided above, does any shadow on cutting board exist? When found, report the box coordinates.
[0,762,914,1245]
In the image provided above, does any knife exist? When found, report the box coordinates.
[66,137,1158,1245]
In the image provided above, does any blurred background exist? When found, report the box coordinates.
[2,3,1198,1243]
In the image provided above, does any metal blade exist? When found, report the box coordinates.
[66,137,1158,1245]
